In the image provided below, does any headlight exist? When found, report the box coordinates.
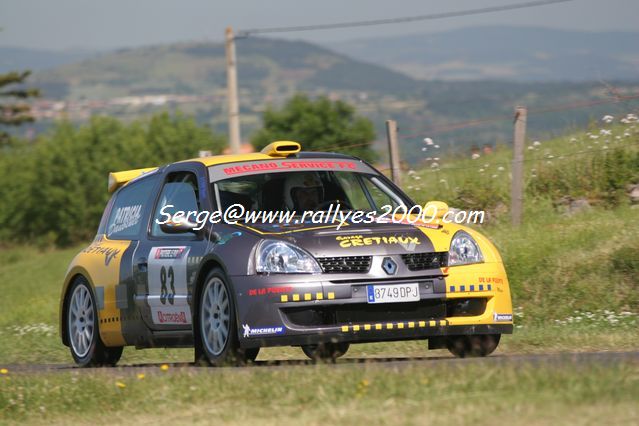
[256,240,321,274]
[448,231,483,266]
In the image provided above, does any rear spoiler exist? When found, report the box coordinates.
[107,167,158,193]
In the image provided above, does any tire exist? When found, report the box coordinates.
[446,334,501,358]
[195,268,251,366]
[302,342,350,361]
[66,276,123,367]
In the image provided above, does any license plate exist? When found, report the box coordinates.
[366,283,420,304]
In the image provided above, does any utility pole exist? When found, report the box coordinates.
[225,26,241,154]
[511,106,527,226]
[385,119,401,186]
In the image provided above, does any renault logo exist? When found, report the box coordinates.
[382,257,397,275]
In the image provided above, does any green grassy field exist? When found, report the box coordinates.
[2,358,638,425]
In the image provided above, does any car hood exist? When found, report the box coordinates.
[241,220,442,257]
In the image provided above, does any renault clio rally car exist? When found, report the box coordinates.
[60,141,513,367]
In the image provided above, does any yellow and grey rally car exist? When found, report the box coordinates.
[59,141,513,367]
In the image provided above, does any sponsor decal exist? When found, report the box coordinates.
[154,247,186,260]
[479,277,504,285]
[108,204,143,234]
[223,160,357,176]
[493,313,513,322]
[336,234,421,248]
[83,244,121,266]
[248,286,293,296]
[157,310,189,324]
[242,324,285,338]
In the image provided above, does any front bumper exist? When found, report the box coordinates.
[232,261,514,349]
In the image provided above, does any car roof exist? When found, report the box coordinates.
[108,141,361,193]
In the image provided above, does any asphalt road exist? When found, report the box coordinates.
[4,351,638,375]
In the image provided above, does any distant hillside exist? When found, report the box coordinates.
[331,26,639,82]
[16,36,639,164]
[31,38,420,100]
[0,46,95,72]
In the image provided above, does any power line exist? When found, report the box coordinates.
[237,0,574,37]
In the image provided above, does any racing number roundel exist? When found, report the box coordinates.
[148,247,192,325]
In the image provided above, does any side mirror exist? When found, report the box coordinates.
[424,201,449,218]
[159,221,201,235]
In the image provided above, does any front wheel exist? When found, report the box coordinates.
[66,277,123,367]
[195,269,253,366]
[446,334,500,358]
[302,342,350,361]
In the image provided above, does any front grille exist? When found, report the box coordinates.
[401,252,448,271]
[318,256,372,273]
[282,299,447,327]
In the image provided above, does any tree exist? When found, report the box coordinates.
[0,70,40,144]
[0,111,226,246]
[251,94,377,162]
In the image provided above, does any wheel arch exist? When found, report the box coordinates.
[59,268,95,347]
[192,255,243,343]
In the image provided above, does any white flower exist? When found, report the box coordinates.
[589,134,599,139]
[491,174,498,178]
[421,147,427,152]
[434,157,440,161]
[471,153,480,160]
[533,141,541,147]
[426,157,432,161]
[413,176,421,180]
[479,168,485,173]
[423,138,434,145]
[439,179,447,184]
[527,146,534,150]
[484,163,489,168]
[430,162,439,168]
[498,166,505,171]
[434,144,440,149]
[570,137,577,142]
[600,129,612,136]
[602,115,614,123]
[408,169,415,175]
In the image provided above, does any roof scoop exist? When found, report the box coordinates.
[261,141,301,157]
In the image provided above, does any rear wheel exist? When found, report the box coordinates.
[66,277,123,367]
[302,342,350,361]
[195,269,254,366]
[446,334,500,358]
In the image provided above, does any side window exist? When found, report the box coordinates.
[152,172,201,237]
[106,176,158,240]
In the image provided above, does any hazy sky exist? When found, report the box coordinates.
[1,0,638,50]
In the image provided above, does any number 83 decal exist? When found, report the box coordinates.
[160,265,175,305]
[148,246,190,309]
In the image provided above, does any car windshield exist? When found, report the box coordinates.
[214,170,407,213]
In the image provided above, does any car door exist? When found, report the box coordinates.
[134,164,212,332]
